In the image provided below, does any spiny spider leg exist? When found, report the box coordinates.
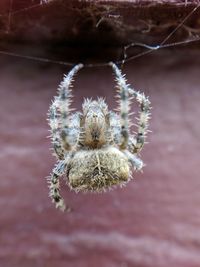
[109,62,151,154]
[48,64,83,158]
[127,88,151,154]
[123,150,144,171]
[47,156,72,211]
[109,111,121,145]
[58,64,83,151]
[48,101,65,160]
[110,62,130,149]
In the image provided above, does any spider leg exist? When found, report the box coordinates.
[48,101,65,159]
[48,64,83,156]
[47,156,71,211]
[123,150,144,171]
[109,111,121,145]
[58,64,83,151]
[110,62,130,149]
[110,62,151,153]
[128,88,151,154]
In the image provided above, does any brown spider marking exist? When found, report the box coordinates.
[47,62,151,211]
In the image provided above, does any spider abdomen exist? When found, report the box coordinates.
[68,147,130,192]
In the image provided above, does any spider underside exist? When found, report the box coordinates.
[47,63,151,211]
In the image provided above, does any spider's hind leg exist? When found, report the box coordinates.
[47,158,71,212]
[124,150,144,171]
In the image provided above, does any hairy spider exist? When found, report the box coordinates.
[47,63,151,211]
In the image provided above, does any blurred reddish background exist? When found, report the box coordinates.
[1,49,200,267]
[0,1,200,267]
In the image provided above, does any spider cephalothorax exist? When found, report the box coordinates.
[47,63,151,211]
[80,98,110,148]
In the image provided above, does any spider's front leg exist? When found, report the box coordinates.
[47,156,71,212]
[110,62,151,154]
[48,64,83,160]
[110,62,130,149]
[59,64,83,151]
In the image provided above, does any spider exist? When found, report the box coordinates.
[47,62,151,211]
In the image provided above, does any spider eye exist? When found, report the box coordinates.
[92,113,98,118]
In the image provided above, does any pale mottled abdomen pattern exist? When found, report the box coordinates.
[68,147,130,192]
